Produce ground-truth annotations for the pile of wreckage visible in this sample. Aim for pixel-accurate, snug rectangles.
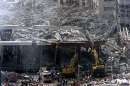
[1,67,58,86]
[12,26,87,42]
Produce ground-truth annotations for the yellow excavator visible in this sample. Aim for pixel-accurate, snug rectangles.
[91,48,105,77]
[61,47,105,77]
[62,50,78,77]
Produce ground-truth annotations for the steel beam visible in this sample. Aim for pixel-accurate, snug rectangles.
[0,41,32,45]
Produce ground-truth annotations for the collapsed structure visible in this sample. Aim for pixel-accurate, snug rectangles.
[0,1,130,85]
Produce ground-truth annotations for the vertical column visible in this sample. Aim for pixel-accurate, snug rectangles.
[91,0,94,9]
[0,45,3,85]
[58,0,61,7]
[88,0,91,9]
[63,0,67,6]
[93,0,96,9]
[79,0,83,7]
[97,0,103,16]
[84,0,88,7]
[58,0,67,7]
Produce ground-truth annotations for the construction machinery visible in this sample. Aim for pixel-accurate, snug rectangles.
[61,46,105,77]
[61,49,78,77]
[84,30,106,77]
[90,48,105,77]
[61,47,105,77]
[52,41,106,77]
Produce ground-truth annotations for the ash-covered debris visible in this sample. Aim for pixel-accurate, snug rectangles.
[1,0,130,86]
[54,26,87,41]
[12,26,87,42]
[0,0,116,42]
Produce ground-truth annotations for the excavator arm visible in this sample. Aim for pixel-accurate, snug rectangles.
[62,50,78,77]
[90,48,105,77]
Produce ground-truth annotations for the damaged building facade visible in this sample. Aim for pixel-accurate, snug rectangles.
[57,0,97,9]
[0,0,116,72]
[118,0,130,28]
[0,0,130,81]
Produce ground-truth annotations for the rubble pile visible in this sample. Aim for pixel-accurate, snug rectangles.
[0,0,116,42]
[1,0,130,86]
